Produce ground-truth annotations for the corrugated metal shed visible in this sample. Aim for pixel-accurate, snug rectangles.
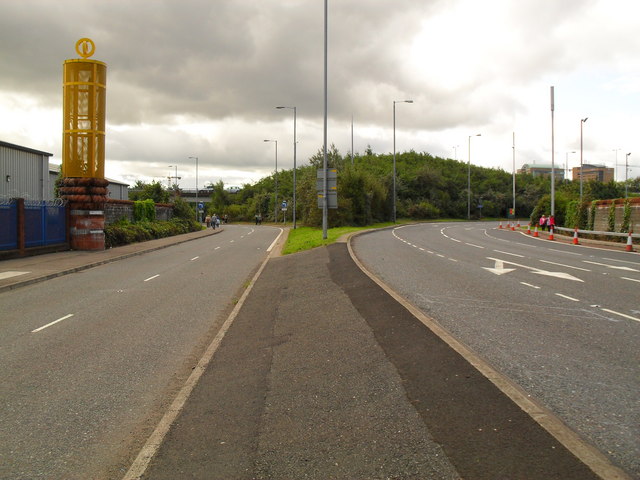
[0,140,52,201]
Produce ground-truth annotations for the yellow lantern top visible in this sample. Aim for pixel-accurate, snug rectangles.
[75,38,96,59]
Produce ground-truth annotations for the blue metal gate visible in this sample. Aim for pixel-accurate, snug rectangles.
[0,199,67,251]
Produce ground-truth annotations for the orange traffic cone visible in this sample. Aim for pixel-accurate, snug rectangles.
[572,228,580,245]
[526,224,531,235]
[548,226,555,241]
[517,220,521,228]
[533,225,539,237]
[626,231,634,252]
[499,221,503,229]
[510,222,515,231]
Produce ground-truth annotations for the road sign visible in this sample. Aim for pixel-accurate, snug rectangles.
[317,169,338,209]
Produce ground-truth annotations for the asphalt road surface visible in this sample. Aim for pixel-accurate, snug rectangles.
[351,221,640,478]
[0,225,280,480]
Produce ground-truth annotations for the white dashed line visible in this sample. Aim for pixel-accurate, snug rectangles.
[520,282,541,289]
[32,314,74,333]
[190,256,199,261]
[555,293,580,302]
[465,243,484,249]
[493,250,524,257]
[599,308,640,323]
[539,260,590,271]
[144,274,160,282]
[621,277,640,283]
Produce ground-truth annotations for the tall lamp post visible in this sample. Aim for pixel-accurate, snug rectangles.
[168,165,180,197]
[626,152,632,198]
[565,151,576,180]
[467,133,481,220]
[188,156,198,222]
[264,139,278,222]
[580,117,588,203]
[392,99,413,223]
[276,106,297,229]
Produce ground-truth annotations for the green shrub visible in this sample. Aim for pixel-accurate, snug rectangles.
[608,201,616,232]
[621,199,631,233]
[587,201,597,231]
[104,218,202,248]
[408,201,441,219]
[133,199,156,222]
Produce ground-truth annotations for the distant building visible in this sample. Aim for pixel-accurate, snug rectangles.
[571,164,614,183]
[518,163,565,180]
[1,140,129,201]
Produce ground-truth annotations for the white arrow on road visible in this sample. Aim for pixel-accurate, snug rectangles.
[482,259,516,275]
[485,257,584,282]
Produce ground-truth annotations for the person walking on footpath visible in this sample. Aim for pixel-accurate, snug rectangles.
[215,214,221,229]
[548,214,555,233]
[211,214,217,229]
[539,214,546,231]
[205,214,211,228]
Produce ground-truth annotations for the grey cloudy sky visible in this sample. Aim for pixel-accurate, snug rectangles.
[1,0,639,188]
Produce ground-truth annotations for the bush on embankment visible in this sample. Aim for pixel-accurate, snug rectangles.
[105,218,202,248]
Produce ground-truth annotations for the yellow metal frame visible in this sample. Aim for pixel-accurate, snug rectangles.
[62,52,107,178]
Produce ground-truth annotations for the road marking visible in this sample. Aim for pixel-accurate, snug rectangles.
[419,247,425,251]
[599,308,640,323]
[466,243,484,249]
[190,256,199,261]
[486,257,584,282]
[520,282,541,289]
[621,277,640,283]
[0,271,29,280]
[436,254,445,258]
[448,258,458,262]
[602,257,640,266]
[144,274,160,282]
[583,260,639,272]
[32,314,74,333]
[266,228,284,252]
[230,240,235,243]
[539,260,590,271]
[555,293,580,302]
[450,238,462,243]
[548,249,582,256]
[483,259,516,275]
[493,250,524,257]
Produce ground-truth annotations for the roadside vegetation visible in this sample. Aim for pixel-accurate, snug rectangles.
[127,145,639,248]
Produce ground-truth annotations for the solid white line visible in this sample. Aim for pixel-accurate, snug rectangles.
[539,260,590,271]
[599,308,640,323]
[266,228,284,252]
[144,274,160,282]
[466,243,484,249]
[32,314,74,333]
[190,256,199,261]
[520,282,541,289]
[555,293,580,302]
[621,277,640,283]
[493,250,524,257]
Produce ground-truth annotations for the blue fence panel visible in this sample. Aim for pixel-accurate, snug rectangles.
[45,205,66,245]
[24,203,45,248]
[0,200,18,250]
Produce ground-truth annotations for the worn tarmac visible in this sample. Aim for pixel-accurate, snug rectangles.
[1,225,631,479]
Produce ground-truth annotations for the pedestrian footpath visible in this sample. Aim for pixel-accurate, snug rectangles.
[135,240,614,480]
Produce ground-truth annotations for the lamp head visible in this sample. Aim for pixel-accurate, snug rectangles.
[582,117,588,123]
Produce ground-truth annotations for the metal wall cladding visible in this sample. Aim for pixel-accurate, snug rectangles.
[0,144,49,200]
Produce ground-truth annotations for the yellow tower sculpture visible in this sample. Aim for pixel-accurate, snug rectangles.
[60,38,108,250]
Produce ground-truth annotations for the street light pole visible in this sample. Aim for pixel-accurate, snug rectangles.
[512,132,516,217]
[276,106,297,229]
[264,139,278,222]
[551,86,555,217]
[189,156,198,222]
[467,133,481,220]
[626,152,632,198]
[580,117,588,203]
[392,99,413,223]
[565,151,576,181]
